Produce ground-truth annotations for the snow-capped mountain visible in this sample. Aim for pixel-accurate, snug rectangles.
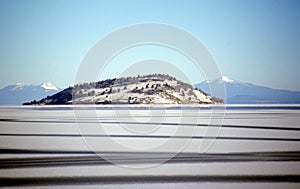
[0,83,59,105]
[24,74,223,105]
[194,76,300,104]
[41,82,59,91]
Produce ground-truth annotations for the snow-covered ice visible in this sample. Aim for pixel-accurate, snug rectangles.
[0,104,300,188]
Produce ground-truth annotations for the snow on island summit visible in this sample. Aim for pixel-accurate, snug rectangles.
[23,74,223,105]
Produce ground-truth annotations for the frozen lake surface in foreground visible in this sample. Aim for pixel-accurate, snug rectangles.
[0,104,300,188]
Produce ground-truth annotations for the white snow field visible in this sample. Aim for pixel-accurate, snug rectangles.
[0,104,300,188]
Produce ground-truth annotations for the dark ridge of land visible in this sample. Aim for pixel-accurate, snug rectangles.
[1,175,300,187]
[1,150,300,169]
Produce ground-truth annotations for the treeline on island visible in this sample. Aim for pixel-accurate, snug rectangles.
[23,74,223,105]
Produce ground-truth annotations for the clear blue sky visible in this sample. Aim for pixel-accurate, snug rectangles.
[0,0,300,91]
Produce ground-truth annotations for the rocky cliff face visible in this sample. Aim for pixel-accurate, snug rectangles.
[24,74,223,105]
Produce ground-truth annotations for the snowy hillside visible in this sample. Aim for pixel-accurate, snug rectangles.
[0,83,59,105]
[24,74,223,105]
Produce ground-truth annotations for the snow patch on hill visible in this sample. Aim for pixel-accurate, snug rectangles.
[41,83,58,90]
[221,76,234,83]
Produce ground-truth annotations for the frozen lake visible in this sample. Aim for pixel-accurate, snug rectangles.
[0,104,300,188]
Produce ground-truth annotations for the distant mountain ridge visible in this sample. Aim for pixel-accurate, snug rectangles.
[195,76,300,104]
[23,74,223,105]
[3,76,298,105]
[0,83,59,105]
